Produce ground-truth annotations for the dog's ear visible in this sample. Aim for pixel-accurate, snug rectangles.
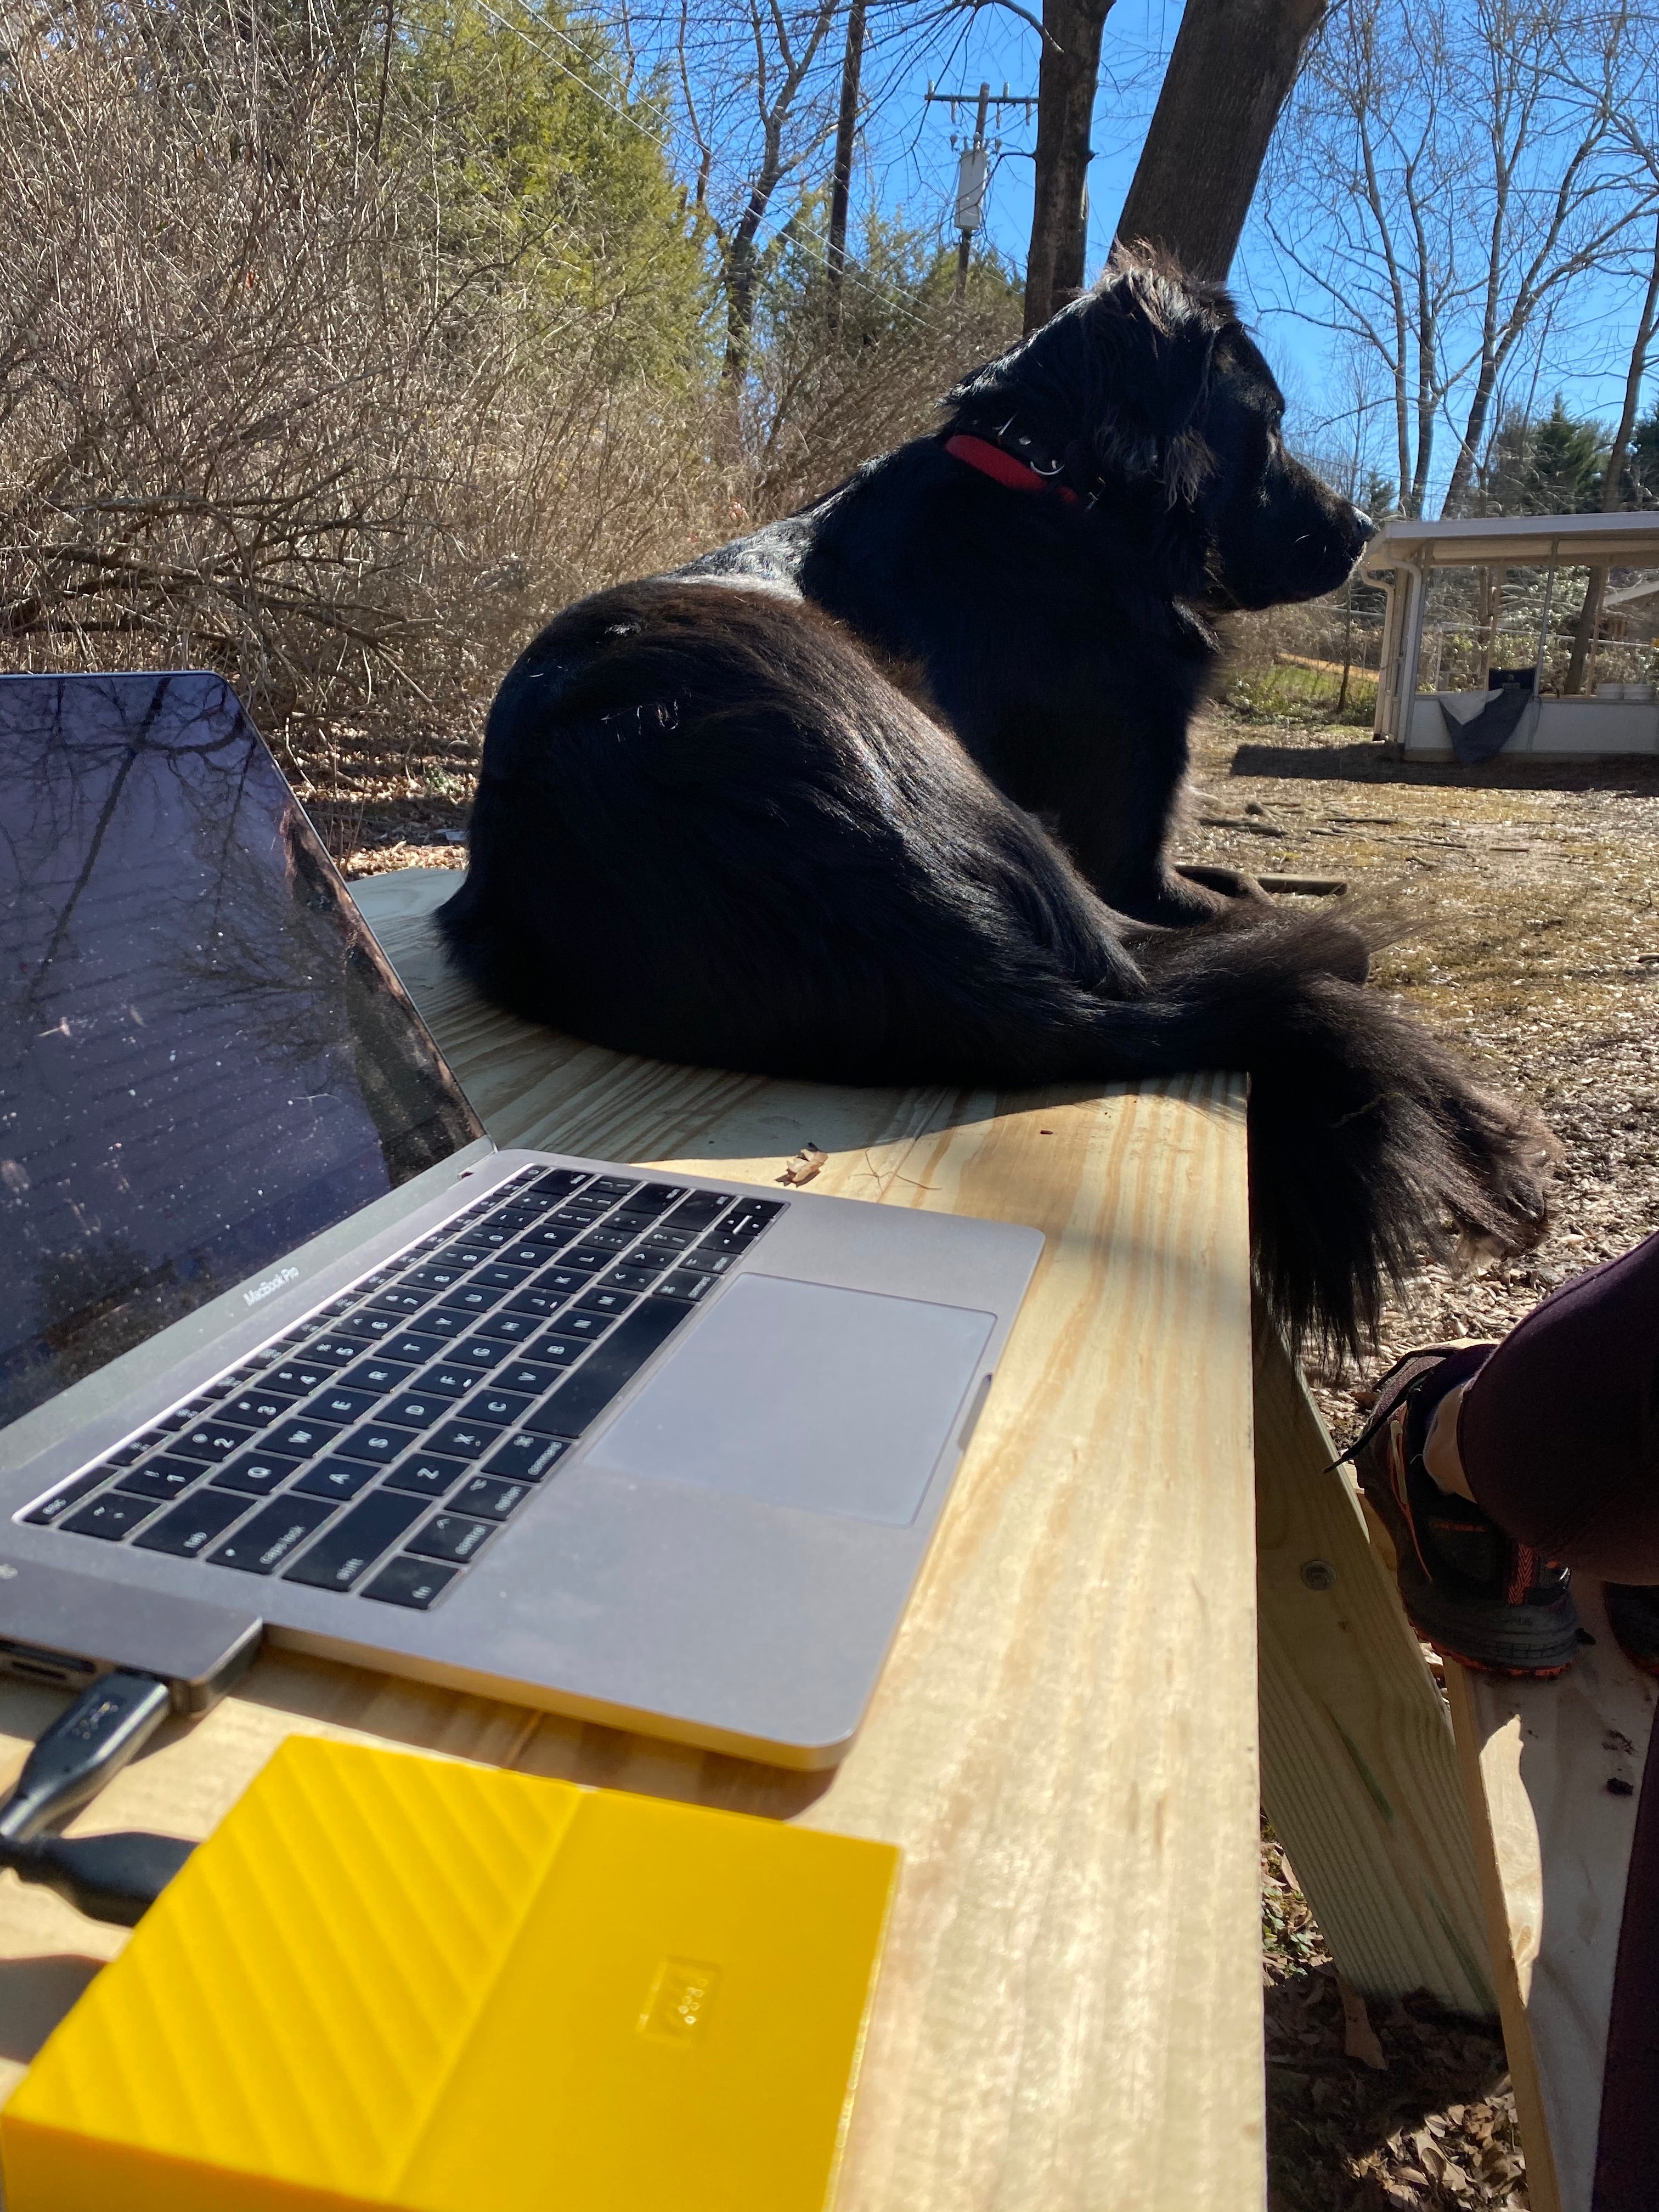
[945,251,1228,503]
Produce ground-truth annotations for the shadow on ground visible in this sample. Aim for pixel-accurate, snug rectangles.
[1266,1963,1522,2211]
[1231,736,1659,797]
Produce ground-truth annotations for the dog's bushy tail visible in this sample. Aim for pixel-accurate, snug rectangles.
[1119,910,1552,1358]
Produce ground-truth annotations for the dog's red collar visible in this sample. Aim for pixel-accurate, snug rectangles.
[944,432,1079,506]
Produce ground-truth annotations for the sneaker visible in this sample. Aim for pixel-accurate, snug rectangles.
[1605,1584,1659,1678]
[1348,1346,1581,1679]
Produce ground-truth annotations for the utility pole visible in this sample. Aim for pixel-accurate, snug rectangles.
[923,81,1034,301]
[826,0,867,337]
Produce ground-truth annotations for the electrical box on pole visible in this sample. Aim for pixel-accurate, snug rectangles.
[923,79,1035,300]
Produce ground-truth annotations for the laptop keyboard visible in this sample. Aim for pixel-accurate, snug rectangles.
[22,1167,786,1611]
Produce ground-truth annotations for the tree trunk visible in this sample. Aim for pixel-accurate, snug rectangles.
[1112,0,1328,283]
[1023,0,1115,332]
[826,0,865,337]
[1565,213,1659,693]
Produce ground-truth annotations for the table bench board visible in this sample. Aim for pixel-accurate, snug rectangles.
[1448,1589,1659,2212]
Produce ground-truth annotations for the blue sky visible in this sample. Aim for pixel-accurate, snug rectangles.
[851,0,1655,499]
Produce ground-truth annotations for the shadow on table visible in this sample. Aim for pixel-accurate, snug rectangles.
[0,1955,104,2064]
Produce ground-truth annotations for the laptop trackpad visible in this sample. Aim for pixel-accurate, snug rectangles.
[583,1274,995,1526]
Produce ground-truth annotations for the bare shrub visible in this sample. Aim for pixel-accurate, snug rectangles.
[0,0,735,757]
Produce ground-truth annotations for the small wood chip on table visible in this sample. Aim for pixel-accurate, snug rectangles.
[0,867,1496,2210]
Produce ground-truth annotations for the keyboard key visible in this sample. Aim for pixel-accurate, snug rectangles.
[573,1226,634,1254]
[575,1286,637,1319]
[382,1452,469,1499]
[453,1475,532,1520]
[522,1337,583,1371]
[308,1386,384,1427]
[404,1263,469,1291]
[294,1458,379,1501]
[561,1246,617,1274]
[413,1306,471,1339]
[264,1418,343,1459]
[664,1191,731,1229]
[151,1408,191,1434]
[526,1168,591,1198]
[385,1392,455,1430]
[435,1240,493,1268]
[463,1389,533,1428]
[335,1357,419,1396]
[558,1310,613,1340]
[483,1433,569,1481]
[63,1491,159,1540]
[420,1366,478,1400]
[331,1312,402,1344]
[209,1497,335,1574]
[426,1419,505,1459]
[171,1421,258,1463]
[588,1176,640,1200]
[599,1261,669,1292]
[449,1336,512,1370]
[222,1386,302,1426]
[493,1359,572,1395]
[533,1262,597,1293]
[267,1361,336,1395]
[380,1332,450,1367]
[211,1451,302,1497]
[292,1336,360,1367]
[24,1469,111,1526]
[466,1225,520,1251]
[438,1285,506,1316]
[363,1556,461,1610]
[367,1286,434,1316]
[472,1262,534,1291]
[612,1182,689,1220]
[501,1285,565,1321]
[522,1299,691,1438]
[284,1492,425,1590]
[103,1438,150,1468]
[132,1491,250,1556]
[117,1458,208,1502]
[469,1308,543,1344]
[699,1198,787,1250]
[502,1239,563,1268]
[330,1425,412,1465]
[637,1226,699,1254]
[407,1514,493,1564]
[654,1270,720,1303]
[546,1205,605,1230]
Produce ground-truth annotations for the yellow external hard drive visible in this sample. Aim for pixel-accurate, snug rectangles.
[0,1737,899,2212]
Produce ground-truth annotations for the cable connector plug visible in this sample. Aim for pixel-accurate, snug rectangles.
[0,1672,174,1845]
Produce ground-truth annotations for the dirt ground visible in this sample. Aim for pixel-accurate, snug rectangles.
[1188,708,1659,2211]
[322,702,1659,2210]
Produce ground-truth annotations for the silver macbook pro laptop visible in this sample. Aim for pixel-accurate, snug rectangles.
[0,673,1041,1767]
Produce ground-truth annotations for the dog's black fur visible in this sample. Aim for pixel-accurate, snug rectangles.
[440,258,1550,1351]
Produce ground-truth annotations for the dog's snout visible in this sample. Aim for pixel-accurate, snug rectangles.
[1352,508,1378,544]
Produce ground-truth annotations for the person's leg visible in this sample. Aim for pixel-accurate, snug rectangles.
[1452,1229,1659,1579]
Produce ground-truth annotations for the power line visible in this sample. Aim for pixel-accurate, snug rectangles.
[473,0,943,336]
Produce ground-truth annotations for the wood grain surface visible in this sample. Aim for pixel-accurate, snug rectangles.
[1254,1310,1494,2016]
[0,867,1268,2210]
[1447,1585,1659,2212]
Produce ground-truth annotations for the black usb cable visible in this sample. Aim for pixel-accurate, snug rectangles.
[0,1672,194,1926]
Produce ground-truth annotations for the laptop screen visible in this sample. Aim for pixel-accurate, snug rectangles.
[0,674,484,1431]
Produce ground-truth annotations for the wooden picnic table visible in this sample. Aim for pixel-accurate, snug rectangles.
[0,867,1500,2210]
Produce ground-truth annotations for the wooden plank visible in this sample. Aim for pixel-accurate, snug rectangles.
[0,869,1269,2211]
[1253,1310,1495,2015]
[1446,1583,1658,2212]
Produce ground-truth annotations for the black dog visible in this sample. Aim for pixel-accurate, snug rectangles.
[440,258,1548,1349]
